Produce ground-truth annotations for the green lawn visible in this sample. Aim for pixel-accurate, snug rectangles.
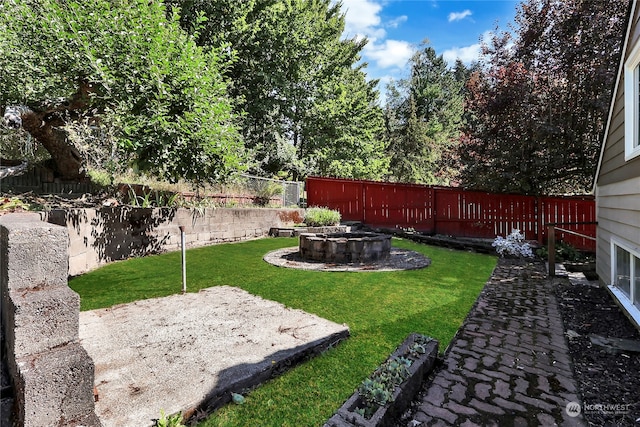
[69,237,496,427]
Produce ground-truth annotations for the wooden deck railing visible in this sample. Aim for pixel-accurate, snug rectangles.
[547,222,598,276]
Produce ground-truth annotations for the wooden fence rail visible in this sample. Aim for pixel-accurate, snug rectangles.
[306,176,596,252]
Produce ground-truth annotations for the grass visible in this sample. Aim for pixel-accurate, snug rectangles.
[69,237,496,427]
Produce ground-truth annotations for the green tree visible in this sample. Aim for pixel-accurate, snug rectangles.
[0,0,245,183]
[302,66,388,179]
[169,0,388,180]
[385,45,464,184]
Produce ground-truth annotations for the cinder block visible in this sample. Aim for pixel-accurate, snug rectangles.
[69,251,93,277]
[197,232,211,242]
[4,286,80,358]
[1,214,68,291]
[14,343,101,427]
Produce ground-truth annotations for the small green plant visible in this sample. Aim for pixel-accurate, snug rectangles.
[536,241,588,262]
[408,342,426,357]
[406,335,433,357]
[253,181,284,206]
[359,377,393,409]
[126,185,180,208]
[0,196,40,212]
[153,191,180,208]
[154,409,185,427]
[231,392,245,405]
[0,197,29,211]
[304,206,341,227]
[356,356,413,418]
[87,168,114,188]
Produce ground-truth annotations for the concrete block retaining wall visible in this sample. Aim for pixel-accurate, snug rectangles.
[1,207,303,425]
[43,207,305,276]
[0,214,100,426]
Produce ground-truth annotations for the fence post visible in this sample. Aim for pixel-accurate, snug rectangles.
[548,224,556,277]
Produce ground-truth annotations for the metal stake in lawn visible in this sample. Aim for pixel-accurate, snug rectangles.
[179,226,186,294]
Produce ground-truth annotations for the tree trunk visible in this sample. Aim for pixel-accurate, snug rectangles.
[20,111,84,180]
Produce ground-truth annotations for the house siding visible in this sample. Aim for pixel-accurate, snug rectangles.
[596,1,640,288]
[598,6,640,185]
[596,177,640,283]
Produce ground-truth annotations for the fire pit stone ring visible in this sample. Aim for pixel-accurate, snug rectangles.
[299,232,392,264]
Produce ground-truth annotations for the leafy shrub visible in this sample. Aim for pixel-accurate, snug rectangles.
[87,168,114,188]
[304,206,341,227]
[252,181,284,206]
[536,241,588,262]
[492,229,534,258]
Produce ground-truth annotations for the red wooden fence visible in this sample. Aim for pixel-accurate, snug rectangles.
[306,176,596,251]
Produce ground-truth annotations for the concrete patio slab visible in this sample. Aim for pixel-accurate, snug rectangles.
[79,286,349,427]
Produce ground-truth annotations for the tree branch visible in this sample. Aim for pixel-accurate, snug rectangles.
[0,160,28,179]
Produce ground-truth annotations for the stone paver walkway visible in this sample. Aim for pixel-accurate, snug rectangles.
[405,258,585,426]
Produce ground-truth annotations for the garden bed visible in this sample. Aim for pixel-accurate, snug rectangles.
[556,279,640,426]
[324,333,438,427]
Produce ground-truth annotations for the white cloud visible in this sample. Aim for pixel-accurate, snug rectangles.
[448,9,472,22]
[386,15,408,29]
[337,0,412,69]
[442,44,481,65]
[442,30,495,65]
[365,39,414,69]
[340,0,385,40]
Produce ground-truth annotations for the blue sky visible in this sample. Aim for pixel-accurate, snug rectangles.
[336,0,519,97]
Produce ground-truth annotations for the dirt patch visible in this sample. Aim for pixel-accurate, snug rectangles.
[556,280,640,426]
[79,286,349,426]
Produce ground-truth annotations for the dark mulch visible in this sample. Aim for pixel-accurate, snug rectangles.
[556,280,640,426]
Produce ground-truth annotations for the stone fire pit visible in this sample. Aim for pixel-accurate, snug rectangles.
[299,232,392,264]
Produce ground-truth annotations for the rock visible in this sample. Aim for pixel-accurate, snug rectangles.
[589,334,640,354]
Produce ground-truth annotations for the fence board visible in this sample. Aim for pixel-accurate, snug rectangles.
[362,182,434,231]
[306,177,364,222]
[539,196,597,251]
[306,177,596,252]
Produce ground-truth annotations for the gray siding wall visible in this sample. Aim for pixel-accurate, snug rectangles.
[596,2,640,283]
[598,6,640,185]
[596,177,640,283]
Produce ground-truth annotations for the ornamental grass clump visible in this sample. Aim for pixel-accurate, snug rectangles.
[304,206,341,227]
[492,229,534,258]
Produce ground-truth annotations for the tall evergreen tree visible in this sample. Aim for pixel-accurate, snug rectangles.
[385,44,464,184]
